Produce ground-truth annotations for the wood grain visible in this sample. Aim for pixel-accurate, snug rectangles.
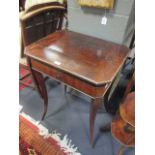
[25,30,129,85]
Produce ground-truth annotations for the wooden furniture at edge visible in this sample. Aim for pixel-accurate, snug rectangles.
[100,71,135,154]
[25,30,130,146]
[111,72,135,155]
[19,2,66,89]
[111,92,135,155]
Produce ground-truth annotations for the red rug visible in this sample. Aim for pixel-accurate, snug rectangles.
[19,68,32,91]
[19,115,68,155]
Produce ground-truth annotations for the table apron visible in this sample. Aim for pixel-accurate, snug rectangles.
[30,58,108,98]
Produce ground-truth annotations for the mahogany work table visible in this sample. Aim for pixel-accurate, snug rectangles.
[25,30,129,146]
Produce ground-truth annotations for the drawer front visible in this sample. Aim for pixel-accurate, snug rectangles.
[31,59,107,98]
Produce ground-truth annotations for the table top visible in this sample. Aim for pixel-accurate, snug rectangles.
[25,30,129,86]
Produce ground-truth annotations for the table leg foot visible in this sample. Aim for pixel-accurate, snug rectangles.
[41,98,48,120]
[41,86,48,120]
[90,98,101,146]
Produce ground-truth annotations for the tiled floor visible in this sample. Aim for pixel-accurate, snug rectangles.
[19,63,135,155]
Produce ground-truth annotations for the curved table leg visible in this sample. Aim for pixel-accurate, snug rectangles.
[90,98,102,146]
[33,70,48,120]
[27,57,48,120]
[35,71,48,120]
[27,57,43,98]
[31,70,48,120]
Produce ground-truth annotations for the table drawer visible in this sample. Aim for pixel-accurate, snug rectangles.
[30,59,107,98]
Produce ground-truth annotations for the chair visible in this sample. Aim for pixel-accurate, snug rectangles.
[19,2,66,90]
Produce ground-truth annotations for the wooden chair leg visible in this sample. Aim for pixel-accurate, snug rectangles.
[90,98,102,146]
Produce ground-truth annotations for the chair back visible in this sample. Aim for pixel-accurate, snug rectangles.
[19,0,26,11]
[20,3,65,47]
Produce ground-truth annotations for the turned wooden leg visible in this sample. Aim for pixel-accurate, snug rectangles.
[27,57,48,120]
[90,98,102,146]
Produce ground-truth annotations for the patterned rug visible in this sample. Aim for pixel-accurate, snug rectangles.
[19,113,81,155]
[19,68,32,91]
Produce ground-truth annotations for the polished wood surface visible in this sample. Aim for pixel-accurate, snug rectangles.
[111,115,135,147]
[25,30,129,85]
[120,92,135,127]
[112,92,135,149]
[25,30,130,146]
[122,73,135,101]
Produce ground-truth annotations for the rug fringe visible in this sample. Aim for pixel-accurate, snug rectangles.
[20,112,81,155]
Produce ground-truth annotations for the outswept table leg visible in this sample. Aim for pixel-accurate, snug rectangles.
[27,57,48,120]
[90,98,102,146]
[31,70,48,120]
